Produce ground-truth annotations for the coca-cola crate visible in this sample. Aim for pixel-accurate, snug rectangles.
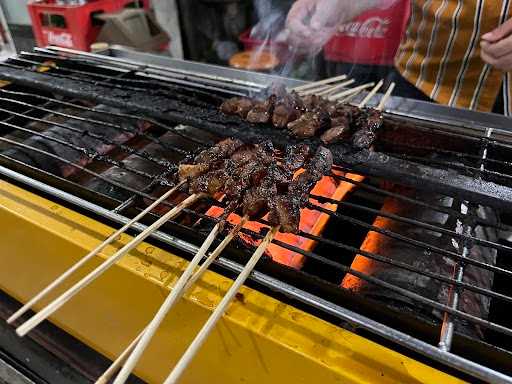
[324,0,410,65]
[27,0,149,51]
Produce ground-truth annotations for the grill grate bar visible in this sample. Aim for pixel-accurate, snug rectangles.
[393,153,512,185]
[0,105,179,171]
[438,203,475,352]
[244,225,512,337]
[437,125,493,352]
[329,171,509,230]
[312,193,512,254]
[0,88,212,147]
[307,201,512,280]
[380,141,512,172]
[0,137,217,226]
[0,120,174,182]
[390,117,512,147]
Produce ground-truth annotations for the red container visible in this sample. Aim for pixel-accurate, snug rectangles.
[324,0,410,65]
[27,0,149,51]
[239,29,293,63]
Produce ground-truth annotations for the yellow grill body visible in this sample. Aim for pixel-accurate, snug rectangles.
[0,179,464,384]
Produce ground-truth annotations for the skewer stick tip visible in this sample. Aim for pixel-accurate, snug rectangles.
[376,82,396,111]
[358,79,384,108]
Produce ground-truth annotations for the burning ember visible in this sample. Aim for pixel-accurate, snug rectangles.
[206,170,364,269]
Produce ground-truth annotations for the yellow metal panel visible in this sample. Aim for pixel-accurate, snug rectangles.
[0,180,465,384]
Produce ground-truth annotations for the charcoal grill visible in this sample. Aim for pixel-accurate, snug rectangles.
[1,46,512,384]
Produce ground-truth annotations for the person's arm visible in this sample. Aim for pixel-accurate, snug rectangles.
[285,0,398,53]
[481,19,512,71]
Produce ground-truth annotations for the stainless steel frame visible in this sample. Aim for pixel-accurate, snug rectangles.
[1,46,512,384]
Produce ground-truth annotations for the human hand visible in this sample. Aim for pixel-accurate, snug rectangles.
[481,18,512,71]
[285,0,397,54]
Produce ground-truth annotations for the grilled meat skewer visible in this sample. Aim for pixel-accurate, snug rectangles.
[287,109,331,138]
[220,91,383,149]
[178,138,244,181]
[272,92,304,129]
[269,146,333,233]
[246,95,277,124]
[178,138,332,234]
[351,108,384,150]
[219,97,255,119]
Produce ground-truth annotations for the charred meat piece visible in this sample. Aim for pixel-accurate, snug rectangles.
[178,138,244,182]
[289,146,333,205]
[223,141,274,199]
[220,97,255,118]
[242,173,278,218]
[272,99,300,128]
[269,147,333,233]
[288,110,331,138]
[363,108,384,132]
[274,144,310,193]
[189,168,227,195]
[178,163,210,181]
[194,138,244,164]
[301,94,329,111]
[246,95,277,124]
[352,129,376,150]
[283,144,310,174]
[326,103,361,119]
[321,116,352,144]
[270,196,299,234]
[351,108,383,150]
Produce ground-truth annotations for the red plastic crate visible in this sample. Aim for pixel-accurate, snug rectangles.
[27,0,149,51]
[324,0,410,65]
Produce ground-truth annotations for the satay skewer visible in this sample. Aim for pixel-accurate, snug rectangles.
[289,74,347,92]
[7,180,186,325]
[110,215,250,384]
[15,192,203,337]
[163,225,281,384]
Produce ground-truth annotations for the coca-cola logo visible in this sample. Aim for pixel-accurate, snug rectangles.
[337,17,391,38]
[43,30,73,47]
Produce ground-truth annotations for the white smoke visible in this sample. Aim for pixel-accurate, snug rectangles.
[247,0,306,78]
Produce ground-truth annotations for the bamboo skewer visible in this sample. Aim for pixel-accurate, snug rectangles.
[95,215,249,384]
[358,79,384,108]
[290,74,347,92]
[163,226,280,384]
[328,82,375,101]
[15,192,202,337]
[95,328,145,384]
[7,180,186,325]
[376,82,396,111]
[315,79,355,97]
[297,83,332,96]
[110,215,250,384]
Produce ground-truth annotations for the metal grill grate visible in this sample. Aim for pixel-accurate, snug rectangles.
[1,47,512,383]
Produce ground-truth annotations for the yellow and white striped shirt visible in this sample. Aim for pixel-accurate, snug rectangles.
[395,0,512,114]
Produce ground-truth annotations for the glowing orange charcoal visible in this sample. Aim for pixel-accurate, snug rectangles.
[206,172,364,270]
